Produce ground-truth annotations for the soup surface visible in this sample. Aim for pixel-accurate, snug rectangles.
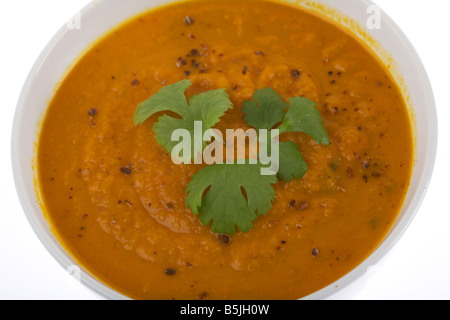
[37,0,413,299]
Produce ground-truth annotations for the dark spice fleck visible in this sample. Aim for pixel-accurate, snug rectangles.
[120,166,131,175]
[176,57,187,68]
[299,202,309,211]
[361,159,370,169]
[183,16,195,25]
[346,167,354,178]
[167,203,174,210]
[372,171,384,178]
[131,79,140,87]
[328,71,333,75]
[198,292,209,300]
[186,262,193,268]
[330,80,336,84]
[88,108,97,116]
[184,70,191,76]
[190,48,199,56]
[362,175,368,183]
[199,65,207,74]
[217,234,232,246]
[312,247,319,257]
[329,161,338,171]
[254,50,265,56]
[165,268,176,275]
[288,200,296,208]
[242,65,248,75]
[291,69,301,79]
[281,240,287,244]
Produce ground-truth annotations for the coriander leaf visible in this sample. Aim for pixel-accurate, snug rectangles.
[277,97,330,145]
[188,89,234,128]
[134,80,233,160]
[277,141,308,182]
[152,114,198,156]
[242,88,287,130]
[133,79,191,126]
[242,91,329,182]
[185,163,277,234]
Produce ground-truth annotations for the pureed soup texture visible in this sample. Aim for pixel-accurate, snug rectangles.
[37,0,413,299]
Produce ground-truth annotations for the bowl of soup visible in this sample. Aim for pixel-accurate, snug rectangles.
[12,0,437,300]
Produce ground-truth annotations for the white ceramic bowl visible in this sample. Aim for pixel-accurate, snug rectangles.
[11,0,437,300]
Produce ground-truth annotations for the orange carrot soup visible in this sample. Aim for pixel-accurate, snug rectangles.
[37,0,413,300]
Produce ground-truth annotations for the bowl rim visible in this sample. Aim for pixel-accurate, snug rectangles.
[11,0,438,300]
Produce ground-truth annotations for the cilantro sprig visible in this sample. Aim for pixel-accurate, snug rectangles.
[186,163,277,234]
[134,81,329,234]
[134,79,232,161]
[243,88,330,182]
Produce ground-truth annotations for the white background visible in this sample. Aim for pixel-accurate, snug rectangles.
[1,0,449,300]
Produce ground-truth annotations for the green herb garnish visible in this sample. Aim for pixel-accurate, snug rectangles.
[185,163,277,234]
[134,81,329,234]
[243,88,330,182]
[134,79,232,161]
